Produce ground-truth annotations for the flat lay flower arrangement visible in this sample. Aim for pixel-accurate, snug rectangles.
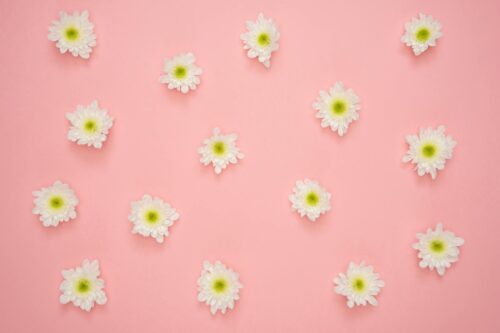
[39,9,462,313]
[4,1,500,332]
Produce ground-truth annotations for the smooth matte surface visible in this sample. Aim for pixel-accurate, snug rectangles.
[1,0,500,332]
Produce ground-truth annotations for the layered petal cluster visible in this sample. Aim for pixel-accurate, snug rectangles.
[289,179,331,222]
[67,100,114,149]
[32,180,79,227]
[402,126,456,179]
[240,13,280,68]
[48,10,97,59]
[198,128,244,174]
[197,260,243,315]
[313,82,360,136]
[128,194,180,243]
[59,259,107,312]
[159,53,202,93]
[333,261,385,308]
[401,13,442,56]
[413,223,464,276]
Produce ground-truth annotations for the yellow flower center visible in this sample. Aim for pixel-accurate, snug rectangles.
[212,141,226,156]
[173,66,187,79]
[305,191,319,206]
[351,277,366,293]
[212,278,228,294]
[331,99,347,116]
[257,32,271,47]
[421,143,437,159]
[415,27,431,43]
[65,26,80,41]
[75,278,91,294]
[83,119,98,134]
[144,210,160,224]
[48,195,64,211]
[429,239,446,254]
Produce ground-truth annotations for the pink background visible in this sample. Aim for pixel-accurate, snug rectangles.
[1,0,500,332]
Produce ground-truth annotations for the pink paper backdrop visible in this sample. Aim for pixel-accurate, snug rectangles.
[1,0,500,332]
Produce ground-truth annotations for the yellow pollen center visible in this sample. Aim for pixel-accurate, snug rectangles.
[84,120,98,133]
[415,27,430,43]
[306,192,319,206]
[173,66,187,79]
[331,100,347,116]
[145,210,159,224]
[430,239,446,254]
[421,144,437,158]
[257,33,271,47]
[212,141,226,156]
[65,27,80,41]
[49,195,64,210]
[212,278,228,294]
[75,278,91,294]
[352,277,366,292]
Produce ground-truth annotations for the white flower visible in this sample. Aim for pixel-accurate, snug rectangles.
[313,82,360,136]
[289,179,331,222]
[59,259,107,312]
[413,223,464,276]
[333,261,385,308]
[240,13,280,68]
[402,126,456,180]
[128,194,180,243]
[66,100,114,149]
[48,10,96,59]
[198,128,244,174]
[32,181,79,227]
[401,13,442,56]
[197,260,243,315]
[159,53,202,93]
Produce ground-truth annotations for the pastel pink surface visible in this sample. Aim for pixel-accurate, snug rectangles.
[1,0,499,332]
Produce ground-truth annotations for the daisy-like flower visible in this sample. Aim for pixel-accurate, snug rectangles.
[59,259,107,312]
[413,223,464,276]
[402,126,456,180]
[198,128,244,175]
[401,13,442,56]
[333,261,385,309]
[197,260,243,315]
[66,100,114,149]
[32,180,79,227]
[289,179,331,222]
[159,53,202,93]
[128,194,180,243]
[240,13,280,68]
[48,10,97,59]
[313,82,360,136]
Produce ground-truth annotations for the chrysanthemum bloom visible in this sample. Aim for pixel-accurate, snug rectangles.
[401,13,442,56]
[128,194,180,243]
[198,128,244,174]
[197,260,243,315]
[159,53,202,93]
[240,13,280,68]
[32,180,78,227]
[289,179,331,222]
[67,100,114,149]
[48,10,96,59]
[59,259,107,312]
[313,82,360,136]
[413,223,464,276]
[333,261,385,308]
[402,126,456,180]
